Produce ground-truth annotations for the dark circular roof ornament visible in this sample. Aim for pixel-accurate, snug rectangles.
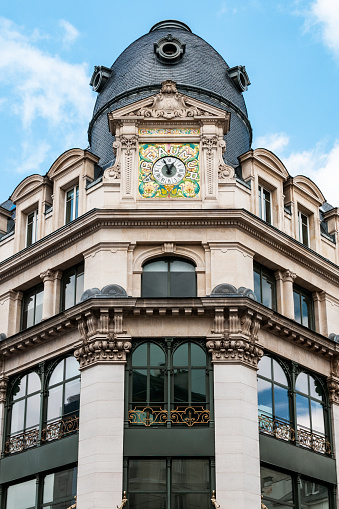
[154,34,185,64]
[90,66,113,93]
[228,65,251,92]
[150,20,191,33]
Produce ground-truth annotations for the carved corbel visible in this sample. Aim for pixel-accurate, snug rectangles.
[0,376,8,404]
[217,139,235,181]
[327,377,339,405]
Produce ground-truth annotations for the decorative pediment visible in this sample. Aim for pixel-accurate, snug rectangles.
[11,174,49,203]
[48,149,99,180]
[108,80,230,134]
[293,175,325,205]
[239,148,289,180]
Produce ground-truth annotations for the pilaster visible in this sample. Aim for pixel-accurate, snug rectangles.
[281,270,296,320]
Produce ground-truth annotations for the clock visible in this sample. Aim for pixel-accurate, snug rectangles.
[152,156,186,185]
[139,142,200,199]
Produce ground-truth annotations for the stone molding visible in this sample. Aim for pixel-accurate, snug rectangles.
[207,307,263,368]
[74,309,131,368]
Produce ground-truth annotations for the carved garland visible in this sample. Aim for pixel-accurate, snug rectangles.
[202,135,218,195]
[121,136,137,195]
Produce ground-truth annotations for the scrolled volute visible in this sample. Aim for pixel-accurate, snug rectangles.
[74,334,131,368]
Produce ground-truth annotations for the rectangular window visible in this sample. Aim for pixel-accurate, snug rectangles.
[259,185,272,224]
[298,211,309,247]
[60,263,84,311]
[128,458,211,509]
[26,209,38,247]
[253,262,277,310]
[21,284,44,330]
[293,285,314,330]
[65,185,79,224]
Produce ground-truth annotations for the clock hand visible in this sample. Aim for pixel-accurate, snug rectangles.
[165,162,174,175]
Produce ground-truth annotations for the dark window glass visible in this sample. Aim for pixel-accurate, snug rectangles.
[26,209,38,247]
[257,356,289,422]
[299,211,309,247]
[128,459,210,509]
[253,262,276,311]
[42,467,77,508]
[61,263,84,311]
[142,258,196,298]
[47,357,80,423]
[261,466,294,508]
[9,372,41,437]
[300,478,329,509]
[173,343,207,407]
[131,343,165,408]
[65,185,79,224]
[259,185,272,224]
[293,285,314,330]
[21,284,44,330]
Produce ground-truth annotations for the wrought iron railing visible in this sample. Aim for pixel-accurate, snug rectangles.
[128,405,210,427]
[258,413,331,455]
[4,413,79,454]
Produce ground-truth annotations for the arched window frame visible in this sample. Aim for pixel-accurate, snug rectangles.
[257,354,291,424]
[141,256,197,298]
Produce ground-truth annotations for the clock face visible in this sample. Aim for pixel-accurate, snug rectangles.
[139,143,200,199]
[152,156,186,185]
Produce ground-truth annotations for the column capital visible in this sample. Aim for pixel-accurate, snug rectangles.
[40,269,57,283]
[281,270,297,283]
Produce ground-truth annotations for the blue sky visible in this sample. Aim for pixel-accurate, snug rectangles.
[1,0,339,205]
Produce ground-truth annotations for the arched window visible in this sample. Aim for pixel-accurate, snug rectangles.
[131,342,166,408]
[141,258,196,298]
[257,355,289,423]
[46,356,80,426]
[7,371,41,451]
[295,372,325,438]
[172,342,207,409]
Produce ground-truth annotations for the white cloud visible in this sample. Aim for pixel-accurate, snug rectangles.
[302,0,339,56]
[16,140,51,174]
[253,132,290,153]
[282,141,339,206]
[59,20,80,46]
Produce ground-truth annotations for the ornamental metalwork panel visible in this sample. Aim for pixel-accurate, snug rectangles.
[139,143,200,199]
[258,414,331,455]
[171,406,210,427]
[42,414,79,442]
[4,427,39,454]
[128,406,167,426]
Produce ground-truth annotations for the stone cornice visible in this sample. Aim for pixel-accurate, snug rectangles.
[0,208,339,286]
[0,297,336,368]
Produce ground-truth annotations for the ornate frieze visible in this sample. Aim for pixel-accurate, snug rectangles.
[327,376,339,404]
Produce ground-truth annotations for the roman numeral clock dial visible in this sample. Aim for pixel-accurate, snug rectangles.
[139,142,200,199]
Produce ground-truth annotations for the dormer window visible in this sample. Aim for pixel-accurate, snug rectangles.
[26,209,38,247]
[298,211,309,247]
[258,185,271,224]
[65,185,79,224]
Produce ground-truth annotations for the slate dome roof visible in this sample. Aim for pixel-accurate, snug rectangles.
[89,20,252,169]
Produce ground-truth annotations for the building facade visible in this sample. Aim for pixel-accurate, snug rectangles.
[0,19,338,509]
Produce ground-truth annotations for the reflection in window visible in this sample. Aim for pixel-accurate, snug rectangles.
[296,372,325,437]
[131,343,166,408]
[142,258,196,298]
[9,371,41,438]
[26,209,38,247]
[128,458,210,509]
[253,262,276,310]
[6,479,36,509]
[21,284,44,330]
[47,356,80,424]
[61,263,84,311]
[259,185,272,224]
[257,356,289,422]
[173,342,207,408]
[298,211,309,247]
[65,185,79,224]
[293,285,314,330]
[42,466,77,508]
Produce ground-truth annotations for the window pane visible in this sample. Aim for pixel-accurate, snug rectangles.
[296,373,308,394]
[170,271,196,297]
[258,378,272,416]
[150,369,164,402]
[150,344,165,367]
[27,372,40,394]
[49,360,64,387]
[12,375,27,400]
[132,369,147,402]
[47,385,63,421]
[301,294,311,328]
[65,356,79,380]
[63,271,76,310]
[258,356,272,379]
[254,270,261,303]
[64,379,80,415]
[11,399,25,434]
[264,189,271,224]
[43,467,77,504]
[129,493,166,508]
[6,479,36,509]
[129,459,166,491]
[173,343,188,366]
[296,394,311,429]
[300,479,329,509]
[143,261,168,272]
[294,291,301,324]
[75,269,84,304]
[191,369,206,402]
[310,377,323,400]
[132,344,147,367]
[142,272,168,297]
[35,287,44,324]
[172,493,210,509]
[25,393,40,428]
[23,293,35,329]
[174,369,189,403]
[261,466,293,506]
[262,274,274,309]
[272,360,287,386]
[172,459,210,491]
[274,386,289,421]
[190,344,205,366]
[311,400,324,434]
[170,260,195,272]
